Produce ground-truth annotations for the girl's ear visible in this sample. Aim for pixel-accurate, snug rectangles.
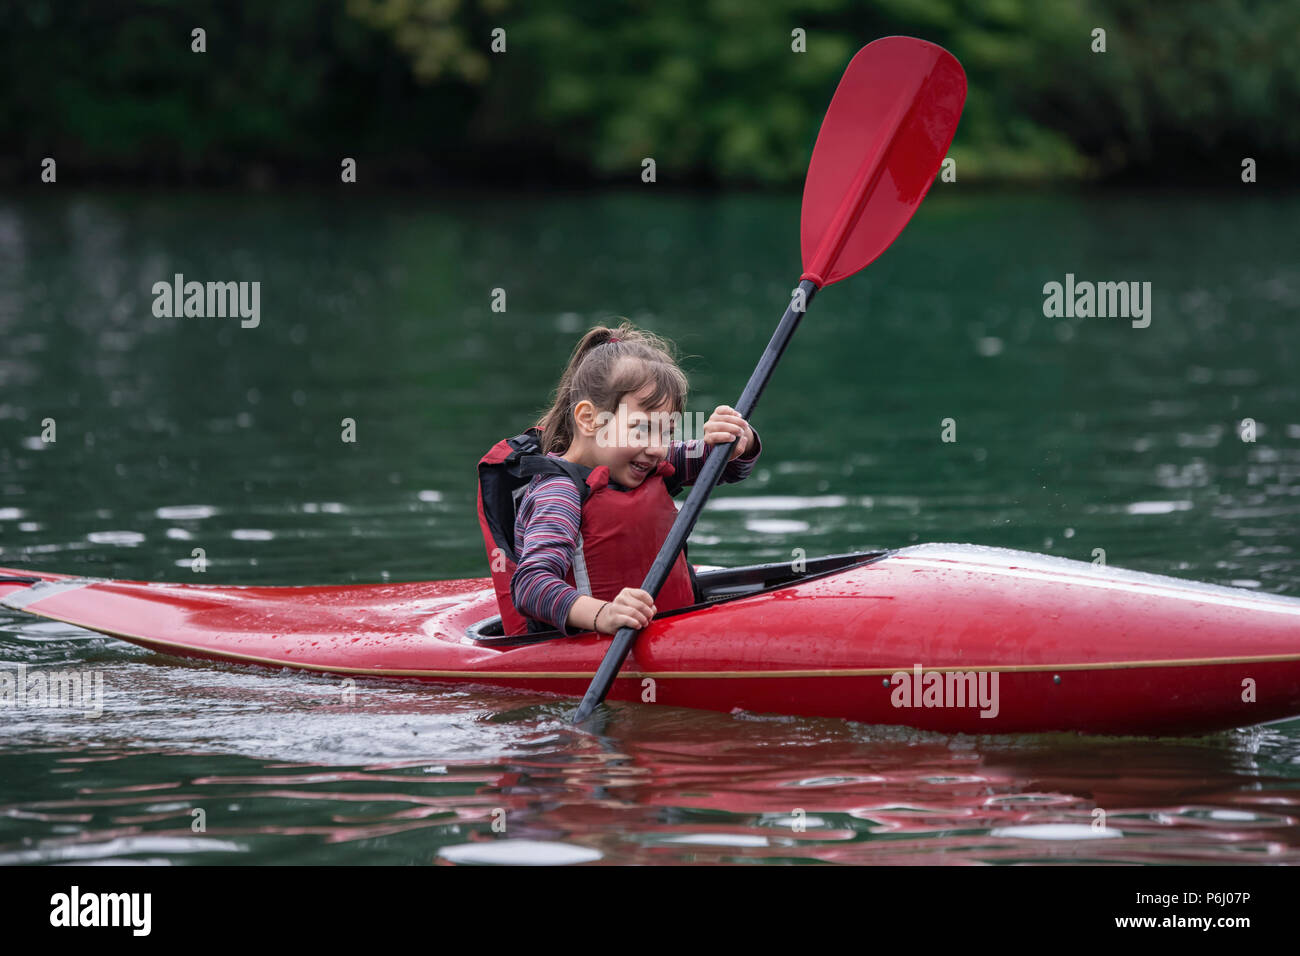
[571,399,596,436]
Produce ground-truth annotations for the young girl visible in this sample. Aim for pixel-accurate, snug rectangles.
[497,322,761,636]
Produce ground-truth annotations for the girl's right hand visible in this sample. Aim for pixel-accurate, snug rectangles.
[595,588,657,634]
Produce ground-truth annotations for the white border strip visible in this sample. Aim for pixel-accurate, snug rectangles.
[0,579,97,611]
[894,557,1300,618]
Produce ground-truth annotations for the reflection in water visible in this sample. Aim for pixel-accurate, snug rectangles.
[1,640,1297,864]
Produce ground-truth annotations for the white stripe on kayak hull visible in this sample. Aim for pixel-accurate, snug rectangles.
[893,555,1300,617]
[0,579,96,610]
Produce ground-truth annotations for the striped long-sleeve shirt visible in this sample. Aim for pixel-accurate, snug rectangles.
[511,429,763,635]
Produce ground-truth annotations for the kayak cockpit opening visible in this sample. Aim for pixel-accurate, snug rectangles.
[469,549,889,646]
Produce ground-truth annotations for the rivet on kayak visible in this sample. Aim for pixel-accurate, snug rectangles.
[1053,674,1061,684]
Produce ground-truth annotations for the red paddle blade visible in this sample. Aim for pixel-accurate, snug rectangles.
[801,37,966,288]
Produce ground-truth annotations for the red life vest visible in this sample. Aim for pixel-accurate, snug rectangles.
[476,427,698,635]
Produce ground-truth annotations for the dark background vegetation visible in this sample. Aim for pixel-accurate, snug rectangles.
[4,0,1297,188]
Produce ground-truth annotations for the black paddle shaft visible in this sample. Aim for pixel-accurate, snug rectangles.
[571,279,820,723]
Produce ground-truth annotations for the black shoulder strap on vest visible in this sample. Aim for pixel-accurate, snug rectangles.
[481,430,597,568]
[513,454,594,503]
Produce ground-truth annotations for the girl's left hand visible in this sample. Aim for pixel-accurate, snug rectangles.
[703,405,754,461]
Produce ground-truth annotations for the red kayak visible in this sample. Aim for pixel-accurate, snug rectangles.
[3,543,1299,735]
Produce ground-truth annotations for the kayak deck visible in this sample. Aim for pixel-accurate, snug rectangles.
[3,544,1299,735]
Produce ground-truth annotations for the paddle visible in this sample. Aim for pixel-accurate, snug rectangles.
[570,36,966,725]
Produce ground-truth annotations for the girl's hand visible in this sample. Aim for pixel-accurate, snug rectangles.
[595,588,657,635]
[703,405,754,461]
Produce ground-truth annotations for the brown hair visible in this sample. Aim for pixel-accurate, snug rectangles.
[535,321,689,455]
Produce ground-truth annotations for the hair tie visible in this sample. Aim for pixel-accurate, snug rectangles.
[607,336,621,344]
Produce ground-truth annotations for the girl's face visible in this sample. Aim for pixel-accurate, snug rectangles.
[591,386,679,488]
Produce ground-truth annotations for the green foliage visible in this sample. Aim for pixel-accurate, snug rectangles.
[2,0,1296,185]
[0,0,472,183]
